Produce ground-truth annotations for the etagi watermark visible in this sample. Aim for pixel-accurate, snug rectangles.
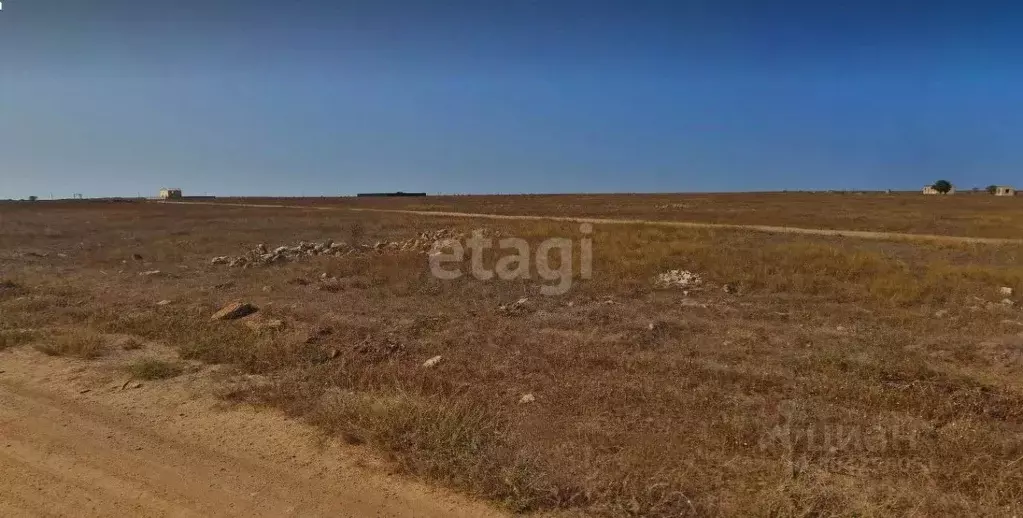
[428,223,593,296]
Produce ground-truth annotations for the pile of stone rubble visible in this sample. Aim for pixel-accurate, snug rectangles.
[654,269,703,289]
[210,229,471,268]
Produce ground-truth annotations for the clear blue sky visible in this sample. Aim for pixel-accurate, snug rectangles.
[1,1,1021,198]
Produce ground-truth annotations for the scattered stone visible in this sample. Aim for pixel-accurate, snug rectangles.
[139,270,162,277]
[519,393,536,404]
[1002,298,1016,307]
[647,322,656,331]
[244,317,285,332]
[933,309,949,318]
[722,283,738,294]
[131,382,143,389]
[156,300,172,306]
[211,301,258,321]
[654,270,703,289]
[499,297,531,314]
[209,230,471,268]
[57,253,68,259]
[262,285,273,293]
[422,355,444,368]
[1001,286,1015,296]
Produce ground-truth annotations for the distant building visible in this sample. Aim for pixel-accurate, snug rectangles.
[159,188,182,199]
[994,186,1016,197]
[356,192,426,197]
[922,185,955,195]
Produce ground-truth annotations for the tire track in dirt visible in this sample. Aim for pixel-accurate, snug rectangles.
[0,349,505,518]
[160,200,1023,245]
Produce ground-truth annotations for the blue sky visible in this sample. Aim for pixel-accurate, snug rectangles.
[1,1,1021,198]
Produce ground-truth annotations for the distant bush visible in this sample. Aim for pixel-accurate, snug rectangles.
[932,180,953,194]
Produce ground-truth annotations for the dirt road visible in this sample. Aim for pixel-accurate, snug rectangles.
[0,348,504,518]
[161,200,1023,245]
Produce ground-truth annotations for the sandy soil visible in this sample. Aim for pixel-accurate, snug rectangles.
[0,347,505,518]
[162,200,1023,245]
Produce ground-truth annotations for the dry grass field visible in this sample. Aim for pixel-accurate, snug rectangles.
[228,192,1023,239]
[2,196,1023,516]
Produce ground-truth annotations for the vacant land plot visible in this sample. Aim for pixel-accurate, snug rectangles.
[2,198,1023,516]
[225,192,1023,239]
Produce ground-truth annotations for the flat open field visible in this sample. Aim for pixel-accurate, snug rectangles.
[2,196,1023,516]
[222,192,1023,240]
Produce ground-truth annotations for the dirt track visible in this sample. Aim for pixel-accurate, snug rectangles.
[162,200,1023,245]
[0,348,503,518]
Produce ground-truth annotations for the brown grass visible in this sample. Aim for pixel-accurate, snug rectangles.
[125,358,185,380]
[1,198,1022,516]
[226,191,1023,239]
[34,331,107,359]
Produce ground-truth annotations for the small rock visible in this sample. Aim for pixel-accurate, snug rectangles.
[647,322,656,331]
[723,283,737,294]
[132,253,144,261]
[211,256,230,265]
[156,300,172,306]
[422,355,443,368]
[654,269,703,289]
[245,318,285,332]
[57,253,68,259]
[273,246,289,255]
[519,393,536,404]
[1002,298,1015,307]
[139,270,162,277]
[262,285,273,293]
[1000,286,1014,296]
[256,243,268,254]
[131,382,143,389]
[933,309,949,318]
[211,301,258,321]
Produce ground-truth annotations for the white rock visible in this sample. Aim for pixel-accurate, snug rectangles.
[156,300,172,306]
[1000,286,1014,296]
[1002,298,1015,307]
[518,393,536,404]
[422,355,443,368]
[139,270,162,276]
[211,256,230,265]
[654,269,703,289]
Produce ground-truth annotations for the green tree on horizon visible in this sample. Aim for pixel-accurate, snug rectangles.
[932,180,953,194]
